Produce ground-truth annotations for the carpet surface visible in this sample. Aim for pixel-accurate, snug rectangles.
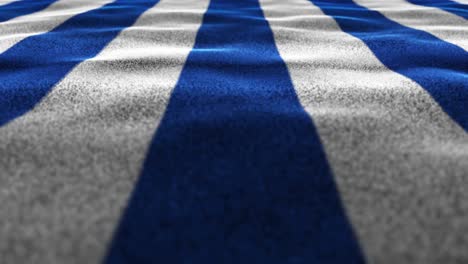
[0,0,467,263]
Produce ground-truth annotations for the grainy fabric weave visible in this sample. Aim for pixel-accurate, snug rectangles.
[0,0,467,263]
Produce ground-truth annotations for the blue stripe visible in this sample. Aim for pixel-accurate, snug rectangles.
[0,0,158,126]
[0,0,57,23]
[309,0,468,131]
[407,0,467,19]
[105,0,365,263]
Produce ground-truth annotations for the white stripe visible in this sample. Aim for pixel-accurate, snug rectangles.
[355,0,468,50]
[260,0,468,262]
[0,0,210,262]
[0,0,112,54]
[453,0,468,5]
